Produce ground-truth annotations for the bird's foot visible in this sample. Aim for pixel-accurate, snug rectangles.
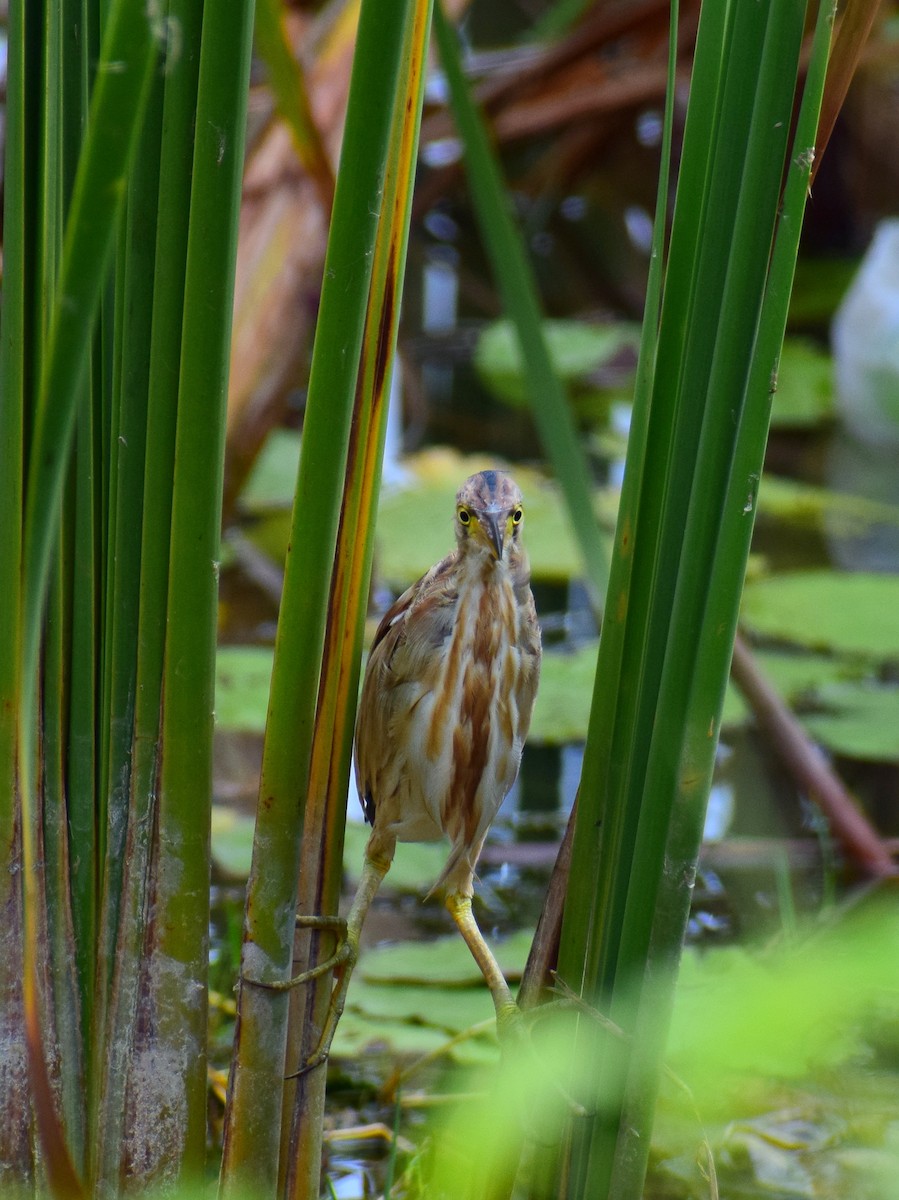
[493,999,589,1122]
[495,999,527,1047]
[285,933,360,1079]
[240,913,349,993]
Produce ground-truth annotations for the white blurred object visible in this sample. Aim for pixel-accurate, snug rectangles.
[832,219,899,445]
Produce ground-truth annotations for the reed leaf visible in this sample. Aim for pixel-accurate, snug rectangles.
[281,5,434,1195]
[557,1,834,1195]
[220,2,424,1192]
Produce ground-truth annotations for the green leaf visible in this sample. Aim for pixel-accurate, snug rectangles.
[758,475,899,536]
[529,643,599,744]
[769,338,835,428]
[347,978,494,1033]
[215,646,273,733]
[802,683,899,761]
[741,572,899,660]
[343,820,448,893]
[360,929,535,986]
[217,641,603,747]
[211,808,258,879]
[331,1010,497,1065]
[373,454,600,585]
[474,318,640,408]
[238,428,302,511]
[720,650,866,728]
[210,809,449,889]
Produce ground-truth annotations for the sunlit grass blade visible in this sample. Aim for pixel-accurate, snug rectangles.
[281,5,434,1194]
[11,2,162,1183]
[554,0,833,1194]
[137,0,255,1183]
[433,1,609,611]
[220,2,423,1192]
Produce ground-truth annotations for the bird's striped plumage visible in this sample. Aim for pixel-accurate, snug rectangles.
[354,470,542,897]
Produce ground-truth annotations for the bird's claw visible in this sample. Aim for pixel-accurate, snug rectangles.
[240,913,351,993]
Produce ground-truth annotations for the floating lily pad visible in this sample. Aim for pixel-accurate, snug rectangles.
[216,640,600,749]
[239,428,301,511]
[235,447,610,586]
[758,475,899,536]
[801,683,899,762]
[331,1009,497,1066]
[769,338,835,428]
[719,649,866,728]
[210,807,258,878]
[346,978,494,1033]
[215,645,273,733]
[210,805,449,888]
[474,318,640,407]
[359,928,534,987]
[374,455,593,585]
[343,820,449,894]
[243,509,292,569]
[529,643,598,744]
[741,572,899,660]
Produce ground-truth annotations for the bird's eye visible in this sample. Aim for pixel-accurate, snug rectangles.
[458,508,471,526]
[512,507,523,525]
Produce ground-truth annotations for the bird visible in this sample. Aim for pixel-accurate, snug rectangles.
[292,469,542,1071]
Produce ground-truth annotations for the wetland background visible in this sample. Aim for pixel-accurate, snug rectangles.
[210,2,899,1196]
[3,1,899,1197]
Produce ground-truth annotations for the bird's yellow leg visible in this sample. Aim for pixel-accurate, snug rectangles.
[446,893,520,1035]
[241,854,387,995]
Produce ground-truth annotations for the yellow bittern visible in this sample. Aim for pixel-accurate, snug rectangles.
[296,469,541,1069]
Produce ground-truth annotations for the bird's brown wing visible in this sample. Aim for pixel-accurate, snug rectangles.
[354,553,459,824]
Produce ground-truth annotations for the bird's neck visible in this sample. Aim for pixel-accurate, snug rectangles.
[458,545,529,591]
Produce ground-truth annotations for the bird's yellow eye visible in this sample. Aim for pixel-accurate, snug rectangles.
[512,507,523,525]
[458,508,471,526]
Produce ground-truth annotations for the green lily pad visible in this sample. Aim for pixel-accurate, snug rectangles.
[216,637,600,749]
[788,256,858,325]
[210,807,258,878]
[801,683,899,762]
[343,820,449,894]
[529,643,598,744]
[720,650,866,728]
[758,475,899,536]
[360,928,535,987]
[234,448,611,586]
[474,318,640,407]
[374,457,593,585]
[769,338,835,428]
[331,1009,497,1066]
[210,806,449,888]
[347,978,494,1033]
[215,645,273,733]
[239,428,301,512]
[242,509,292,569]
[741,572,899,660]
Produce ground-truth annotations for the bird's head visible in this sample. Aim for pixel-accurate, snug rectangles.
[454,470,525,562]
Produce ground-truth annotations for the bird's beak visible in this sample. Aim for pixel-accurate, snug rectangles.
[480,513,504,560]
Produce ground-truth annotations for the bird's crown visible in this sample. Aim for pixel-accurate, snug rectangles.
[455,470,522,514]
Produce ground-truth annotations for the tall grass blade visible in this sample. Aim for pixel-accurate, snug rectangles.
[554,0,835,1194]
[282,5,434,1194]
[220,2,422,1192]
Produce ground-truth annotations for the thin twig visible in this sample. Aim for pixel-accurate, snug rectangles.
[731,633,896,878]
